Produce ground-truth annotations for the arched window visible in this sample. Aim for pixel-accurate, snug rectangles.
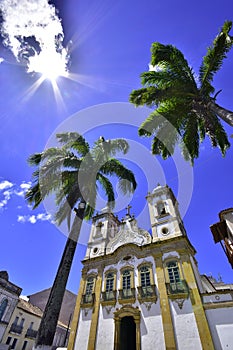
[86,276,94,295]
[83,276,95,304]
[167,261,180,284]
[0,298,8,320]
[106,272,114,292]
[157,201,167,216]
[139,266,151,287]
[119,268,135,301]
[122,270,131,290]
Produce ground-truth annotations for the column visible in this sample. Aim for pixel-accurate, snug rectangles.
[181,254,214,350]
[154,254,176,350]
[67,275,86,350]
[87,269,103,350]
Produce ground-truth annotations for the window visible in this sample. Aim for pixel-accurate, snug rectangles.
[86,277,94,295]
[157,202,167,216]
[0,298,8,320]
[122,270,131,290]
[106,272,114,292]
[6,337,11,345]
[140,266,151,287]
[29,322,34,330]
[13,316,19,325]
[83,276,95,304]
[119,269,135,302]
[20,318,25,327]
[167,261,180,284]
[11,338,17,349]
[22,341,28,350]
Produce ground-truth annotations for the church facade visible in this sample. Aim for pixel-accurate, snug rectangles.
[68,185,233,350]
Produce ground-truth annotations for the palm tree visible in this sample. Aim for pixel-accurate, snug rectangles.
[130,20,233,163]
[25,132,137,347]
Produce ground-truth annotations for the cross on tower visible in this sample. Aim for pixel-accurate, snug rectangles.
[126,204,132,216]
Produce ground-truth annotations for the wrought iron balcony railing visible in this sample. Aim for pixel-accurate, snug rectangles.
[166,280,189,296]
[137,284,157,302]
[81,293,95,306]
[10,323,23,334]
[101,290,117,302]
[118,288,136,301]
[25,328,38,339]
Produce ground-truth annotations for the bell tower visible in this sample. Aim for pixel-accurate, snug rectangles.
[146,184,186,241]
[85,207,120,259]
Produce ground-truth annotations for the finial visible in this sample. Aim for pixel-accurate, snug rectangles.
[126,204,132,217]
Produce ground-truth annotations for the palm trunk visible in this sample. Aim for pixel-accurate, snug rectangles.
[35,204,86,348]
[209,100,233,127]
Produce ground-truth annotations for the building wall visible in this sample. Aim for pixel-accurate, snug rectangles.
[74,312,91,350]
[1,301,41,350]
[170,300,202,349]
[95,309,114,350]
[0,273,22,343]
[140,305,165,350]
[205,307,233,349]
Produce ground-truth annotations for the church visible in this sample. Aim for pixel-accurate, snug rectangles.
[67,184,233,350]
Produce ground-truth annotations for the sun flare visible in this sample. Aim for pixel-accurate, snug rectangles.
[28,47,69,82]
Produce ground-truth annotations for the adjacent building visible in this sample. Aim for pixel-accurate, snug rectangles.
[68,184,233,350]
[210,208,233,268]
[0,272,22,343]
[0,277,76,350]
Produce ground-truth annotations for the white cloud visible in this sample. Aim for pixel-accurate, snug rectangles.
[29,215,37,224]
[0,178,52,225]
[17,215,26,223]
[15,182,31,197]
[17,213,52,225]
[0,180,13,190]
[0,57,4,63]
[0,0,70,76]
[0,179,31,210]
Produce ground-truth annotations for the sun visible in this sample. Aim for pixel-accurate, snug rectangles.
[28,46,69,82]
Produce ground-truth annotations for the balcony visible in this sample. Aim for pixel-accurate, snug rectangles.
[25,328,38,339]
[101,290,117,306]
[118,288,136,304]
[81,293,95,307]
[137,284,157,303]
[10,323,23,334]
[166,280,189,299]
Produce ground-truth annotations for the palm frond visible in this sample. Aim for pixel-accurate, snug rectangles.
[97,173,115,208]
[56,132,90,156]
[150,43,196,85]
[199,20,233,95]
[100,159,137,193]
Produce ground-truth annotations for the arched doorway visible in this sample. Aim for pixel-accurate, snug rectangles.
[114,306,141,350]
[120,316,136,350]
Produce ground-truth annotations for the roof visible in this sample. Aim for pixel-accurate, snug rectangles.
[28,288,77,326]
[219,208,233,221]
[18,298,43,317]
[210,221,227,243]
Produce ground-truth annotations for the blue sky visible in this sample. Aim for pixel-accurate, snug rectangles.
[0,0,233,296]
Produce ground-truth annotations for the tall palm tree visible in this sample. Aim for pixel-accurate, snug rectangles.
[130,21,233,163]
[25,132,137,347]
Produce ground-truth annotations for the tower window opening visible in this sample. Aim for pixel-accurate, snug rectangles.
[157,202,167,216]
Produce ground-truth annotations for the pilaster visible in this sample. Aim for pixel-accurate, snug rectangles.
[154,254,176,350]
[87,268,103,350]
[67,275,86,350]
[180,254,214,350]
